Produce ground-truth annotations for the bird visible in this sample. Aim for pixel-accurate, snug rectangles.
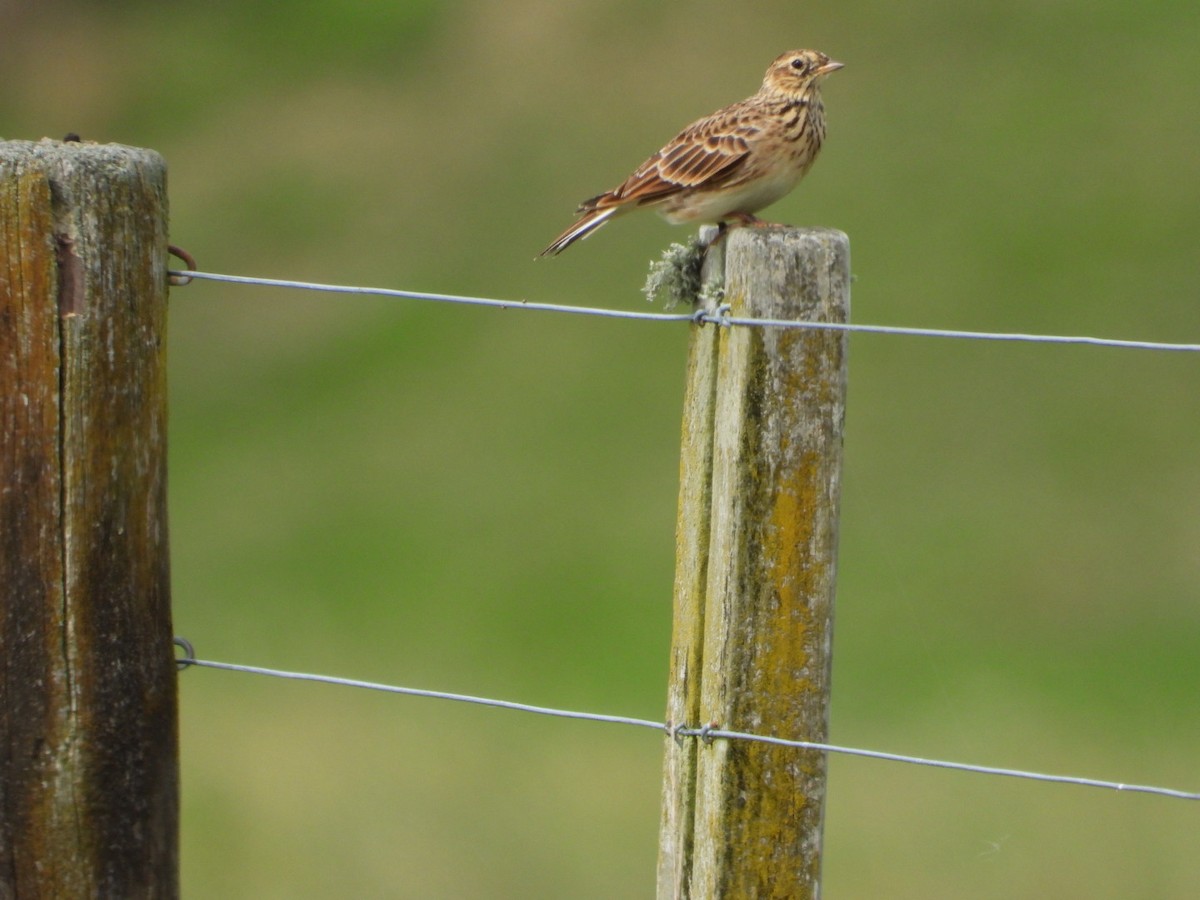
[540,49,843,257]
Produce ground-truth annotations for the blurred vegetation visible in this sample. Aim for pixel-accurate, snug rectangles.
[3,1,1199,896]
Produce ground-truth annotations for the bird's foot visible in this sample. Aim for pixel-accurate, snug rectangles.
[725,213,768,228]
[723,213,791,230]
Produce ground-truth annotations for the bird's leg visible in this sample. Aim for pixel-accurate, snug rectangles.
[724,212,769,228]
[699,217,760,249]
[700,221,729,249]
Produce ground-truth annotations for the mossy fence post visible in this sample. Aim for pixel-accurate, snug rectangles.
[0,139,178,896]
[658,227,850,899]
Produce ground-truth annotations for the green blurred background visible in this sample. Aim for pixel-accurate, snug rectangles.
[3,0,1199,896]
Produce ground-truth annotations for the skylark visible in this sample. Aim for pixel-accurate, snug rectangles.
[541,49,843,257]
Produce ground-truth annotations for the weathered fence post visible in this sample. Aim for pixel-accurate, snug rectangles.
[658,227,850,899]
[0,139,178,896]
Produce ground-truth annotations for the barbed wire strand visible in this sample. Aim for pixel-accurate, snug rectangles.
[174,646,1200,802]
[173,270,1200,354]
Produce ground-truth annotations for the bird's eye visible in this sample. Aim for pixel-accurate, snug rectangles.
[790,58,807,71]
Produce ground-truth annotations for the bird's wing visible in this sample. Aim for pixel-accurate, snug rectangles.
[581,112,760,212]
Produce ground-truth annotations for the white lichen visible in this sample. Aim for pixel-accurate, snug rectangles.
[643,236,718,310]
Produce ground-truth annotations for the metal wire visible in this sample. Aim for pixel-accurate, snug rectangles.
[173,641,1200,802]
[172,270,1200,353]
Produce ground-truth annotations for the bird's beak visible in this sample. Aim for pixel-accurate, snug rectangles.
[817,60,844,75]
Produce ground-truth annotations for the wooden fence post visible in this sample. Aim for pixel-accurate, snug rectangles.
[0,139,178,896]
[658,227,850,899]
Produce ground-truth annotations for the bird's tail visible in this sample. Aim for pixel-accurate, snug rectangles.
[539,205,620,257]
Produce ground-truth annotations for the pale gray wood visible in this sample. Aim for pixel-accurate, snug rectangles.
[657,232,724,893]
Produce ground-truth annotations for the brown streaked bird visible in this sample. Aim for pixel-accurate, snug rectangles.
[540,49,843,257]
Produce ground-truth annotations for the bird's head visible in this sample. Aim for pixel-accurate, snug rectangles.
[762,49,843,98]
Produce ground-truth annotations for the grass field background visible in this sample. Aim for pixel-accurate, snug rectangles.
[3,1,1199,896]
